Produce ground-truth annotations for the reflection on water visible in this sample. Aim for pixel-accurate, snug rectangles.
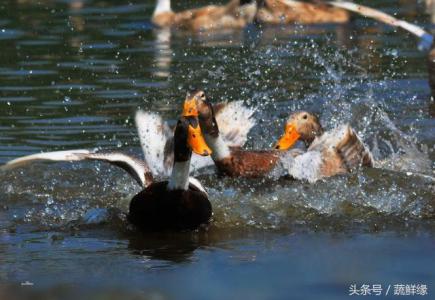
[0,0,434,298]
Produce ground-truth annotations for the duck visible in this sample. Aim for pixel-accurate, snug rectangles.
[183,92,287,178]
[256,0,350,25]
[135,90,257,177]
[184,94,373,181]
[1,115,213,231]
[128,115,213,230]
[151,0,257,31]
[274,111,374,182]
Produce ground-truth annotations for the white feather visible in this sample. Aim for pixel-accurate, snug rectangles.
[0,149,151,187]
[188,177,208,195]
[205,134,231,161]
[309,125,350,151]
[280,151,322,183]
[135,110,172,177]
[215,100,256,147]
[0,149,92,171]
[134,102,256,175]
[153,0,172,16]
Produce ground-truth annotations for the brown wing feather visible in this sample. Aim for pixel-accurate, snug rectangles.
[334,126,373,169]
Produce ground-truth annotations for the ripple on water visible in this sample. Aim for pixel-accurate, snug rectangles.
[0,97,36,103]
[0,69,57,76]
[0,29,25,40]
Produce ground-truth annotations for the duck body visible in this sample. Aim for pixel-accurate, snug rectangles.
[256,0,350,25]
[152,0,257,31]
[128,181,211,231]
[214,148,280,177]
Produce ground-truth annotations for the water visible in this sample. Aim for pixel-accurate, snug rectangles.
[0,0,434,299]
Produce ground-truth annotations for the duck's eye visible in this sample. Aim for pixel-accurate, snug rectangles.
[302,114,308,120]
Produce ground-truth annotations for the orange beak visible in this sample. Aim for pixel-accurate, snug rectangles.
[183,97,198,117]
[187,123,212,156]
[274,123,301,150]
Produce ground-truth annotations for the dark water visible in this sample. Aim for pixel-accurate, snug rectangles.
[0,0,434,299]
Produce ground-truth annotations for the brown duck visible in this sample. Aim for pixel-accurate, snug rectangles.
[152,0,257,31]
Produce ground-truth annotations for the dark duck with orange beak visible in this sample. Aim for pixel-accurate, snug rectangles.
[1,114,213,231]
[128,115,213,231]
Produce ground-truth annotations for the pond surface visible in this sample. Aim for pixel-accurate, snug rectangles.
[0,0,434,299]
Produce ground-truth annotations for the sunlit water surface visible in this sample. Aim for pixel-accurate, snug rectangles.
[0,0,434,299]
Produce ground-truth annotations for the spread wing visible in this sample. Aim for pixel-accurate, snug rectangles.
[135,102,256,174]
[0,150,152,187]
[135,110,173,177]
[214,100,256,147]
[310,124,374,170]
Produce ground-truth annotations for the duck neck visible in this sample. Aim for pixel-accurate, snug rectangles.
[205,133,231,161]
[168,157,191,191]
[200,113,231,161]
[153,0,172,16]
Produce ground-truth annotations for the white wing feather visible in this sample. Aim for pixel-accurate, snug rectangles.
[0,150,151,187]
[135,102,256,175]
[135,110,172,177]
[215,100,256,147]
[0,149,92,171]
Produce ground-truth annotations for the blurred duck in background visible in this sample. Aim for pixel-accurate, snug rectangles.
[256,0,350,25]
[151,0,257,31]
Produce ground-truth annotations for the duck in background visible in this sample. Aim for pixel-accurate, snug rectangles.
[151,0,257,31]
[256,0,350,25]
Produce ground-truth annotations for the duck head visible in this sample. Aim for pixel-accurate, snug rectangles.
[183,90,206,117]
[275,111,324,150]
[174,116,212,160]
[182,90,219,137]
